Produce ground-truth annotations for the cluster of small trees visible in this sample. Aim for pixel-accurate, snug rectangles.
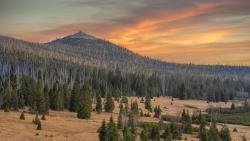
[98,117,119,141]
[98,97,140,141]
[199,121,231,141]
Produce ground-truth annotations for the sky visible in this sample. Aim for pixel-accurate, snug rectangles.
[0,0,250,66]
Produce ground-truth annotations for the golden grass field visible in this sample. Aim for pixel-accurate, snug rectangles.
[0,97,249,141]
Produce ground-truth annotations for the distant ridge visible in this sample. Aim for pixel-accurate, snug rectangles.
[0,32,250,77]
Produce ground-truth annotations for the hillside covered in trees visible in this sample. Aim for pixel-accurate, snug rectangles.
[0,32,250,112]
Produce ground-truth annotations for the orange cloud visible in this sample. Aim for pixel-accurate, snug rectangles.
[6,0,250,66]
[139,41,250,65]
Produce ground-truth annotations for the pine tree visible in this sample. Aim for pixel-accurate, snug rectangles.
[36,80,46,114]
[198,111,206,128]
[121,96,128,104]
[208,122,220,141]
[220,126,231,141]
[140,109,144,117]
[117,104,125,129]
[199,127,208,141]
[118,104,127,129]
[140,130,149,141]
[231,103,235,110]
[11,89,19,111]
[20,111,25,120]
[2,85,11,112]
[37,120,42,130]
[17,90,25,109]
[123,127,134,141]
[69,81,80,112]
[164,126,173,141]
[55,84,65,110]
[140,97,144,103]
[63,83,70,109]
[145,96,152,112]
[128,112,138,134]
[183,110,193,134]
[106,116,119,141]
[43,85,50,114]
[150,126,160,141]
[105,93,114,113]
[131,101,139,115]
[170,122,182,140]
[98,120,107,141]
[32,113,40,125]
[96,94,102,114]
[153,106,161,118]
[181,109,187,122]
[244,99,249,110]
[41,114,46,120]
[77,83,92,119]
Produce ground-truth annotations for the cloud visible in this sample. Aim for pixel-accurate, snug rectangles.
[140,41,250,65]
[3,0,250,65]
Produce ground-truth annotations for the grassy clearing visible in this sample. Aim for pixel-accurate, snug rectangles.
[216,111,250,126]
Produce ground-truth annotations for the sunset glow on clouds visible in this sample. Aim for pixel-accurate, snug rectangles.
[1,0,250,65]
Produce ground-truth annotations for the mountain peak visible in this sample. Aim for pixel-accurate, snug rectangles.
[68,31,97,40]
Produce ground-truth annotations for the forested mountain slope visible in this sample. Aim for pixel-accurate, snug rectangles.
[1,32,250,77]
[0,32,250,106]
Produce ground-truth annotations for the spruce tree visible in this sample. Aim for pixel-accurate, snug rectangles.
[123,127,134,141]
[121,96,128,104]
[11,89,19,111]
[150,126,160,141]
[145,96,152,112]
[63,83,70,109]
[208,122,220,141]
[231,103,235,110]
[69,81,80,112]
[105,93,114,113]
[244,99,249,110]
[20,111,25,120]
[164,126,173,141]
[128,112,138,134]
[98,120,107,141]
[17,90,25,109]
[37,120,42,130]
[199,127,208,141]
[55,84,65,110]
[140,130,149,141]
[118,104,127,129]
[77,83,92,119]
[198,111,206,128]
[179,83,187,100]
[220,126,231,141]
[96,94,102,114]
[32,113,40,125]
[153,106,161,118]
[36,80,46,114]
[41,114,46,120]
[2,85,11,112]
[43,85,50,114]
[170,122,182,140]
[140,97,144,103]
[183,110,193,134]
[131,101,139,116]
[106,116,119,141]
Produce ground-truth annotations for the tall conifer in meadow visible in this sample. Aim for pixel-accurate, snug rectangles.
[96,93,102,114]
[105,93,114,113]
[77,83,92,119]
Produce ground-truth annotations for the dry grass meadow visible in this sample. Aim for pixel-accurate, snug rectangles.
[0,97,249,141]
